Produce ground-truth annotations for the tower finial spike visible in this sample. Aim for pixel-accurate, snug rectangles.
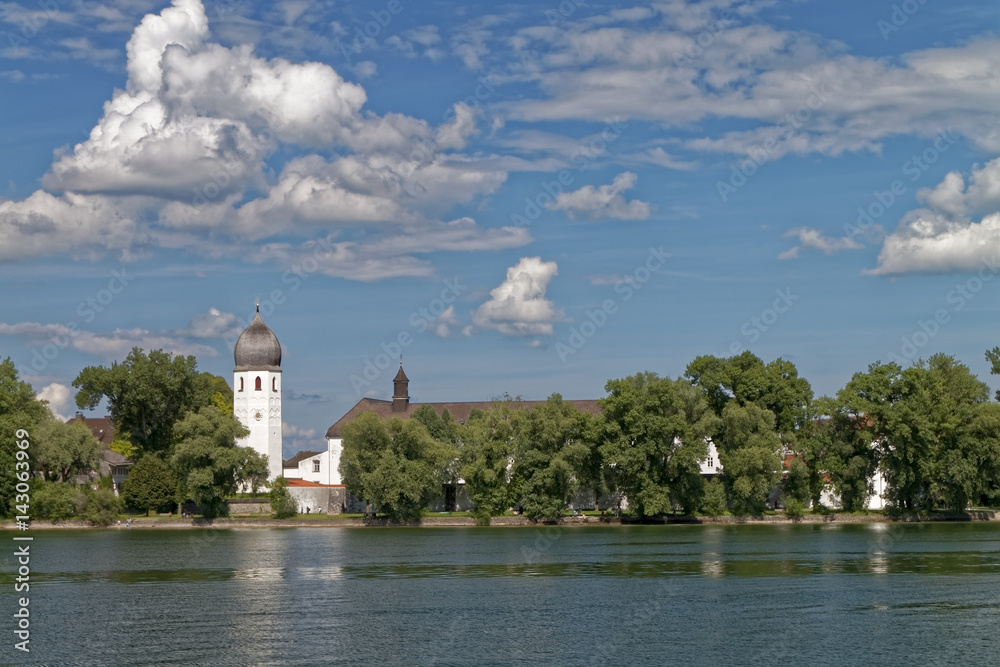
[255,295,260,311]
[399,354,403,368]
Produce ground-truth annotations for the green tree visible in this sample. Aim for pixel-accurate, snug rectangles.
[269,477,297,518]
[700,478,728,515]
[121,455,177,515]
[171,406,251,518]
[514,394,596,522]
[459,404,522,523]
[340,412,456,521]
[411,404,458,443]
[73,348,227,457]
[193,372,235,416]
[109,435,138,459]
[0,358,50,517]
[686,352,813,433]
[236,449,270,497]
[33,419,102,482]
[599,373,719,518]
[840,355,1000,512]
[717,402,782,515]
[806,396,877,512]
[782,458,811,505]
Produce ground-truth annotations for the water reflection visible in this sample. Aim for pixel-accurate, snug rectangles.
[5,524,1000,666]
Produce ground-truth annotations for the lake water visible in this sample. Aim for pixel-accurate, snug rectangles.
[4,522,1000,666]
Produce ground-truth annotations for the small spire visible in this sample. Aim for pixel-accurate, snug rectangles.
[399,354,403,368]
[255,295,260,311]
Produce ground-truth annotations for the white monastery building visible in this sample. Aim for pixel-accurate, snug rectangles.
[233,304,283,481]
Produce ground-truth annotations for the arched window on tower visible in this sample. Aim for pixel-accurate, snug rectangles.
[238,377,244,392]
[255,376,262,391]
[272,377,277,392]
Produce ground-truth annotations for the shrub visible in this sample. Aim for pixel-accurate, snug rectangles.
[700,478,728,516]
[33,481,83,520]
[269,477,297,519]
[83,489,123,526]
[784,496,807,518]
[121,455,177,515]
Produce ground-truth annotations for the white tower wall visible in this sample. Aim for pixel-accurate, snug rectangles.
[234,369,283,481]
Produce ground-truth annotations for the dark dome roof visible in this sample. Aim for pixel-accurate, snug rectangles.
[234,308,281,371]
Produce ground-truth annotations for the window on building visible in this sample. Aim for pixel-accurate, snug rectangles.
[255,376,262,391]
[238,377,244,392]
[707,457,714,468]
[313,459,320,473]
[272,377,277,392]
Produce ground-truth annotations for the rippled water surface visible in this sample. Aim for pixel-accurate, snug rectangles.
[4,522,1000,665]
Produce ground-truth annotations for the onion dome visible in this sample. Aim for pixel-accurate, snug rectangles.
[234,305,281,371]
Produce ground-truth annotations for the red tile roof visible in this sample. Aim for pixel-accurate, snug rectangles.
[285,479,343,488]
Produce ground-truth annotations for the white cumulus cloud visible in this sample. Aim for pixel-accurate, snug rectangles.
[779,227,862,260]
[872,156,1000,274]
[36,383,74,422]
[546,172,650,220]
[0,0,527,280]
[472,257,563,336]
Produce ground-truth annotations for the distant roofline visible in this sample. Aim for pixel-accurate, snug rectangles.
[325,397,602,439]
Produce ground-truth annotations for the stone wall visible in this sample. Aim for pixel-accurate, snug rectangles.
[227,499,271,515]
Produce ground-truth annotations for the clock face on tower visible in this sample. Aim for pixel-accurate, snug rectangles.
[254,410,263,422]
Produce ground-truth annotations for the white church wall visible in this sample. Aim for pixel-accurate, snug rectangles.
[327,437,344,485]
[296,454,331,485]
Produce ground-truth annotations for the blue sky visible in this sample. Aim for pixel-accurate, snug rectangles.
[4,0,1000,457]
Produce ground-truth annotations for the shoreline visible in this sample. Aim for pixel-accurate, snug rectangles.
[4,510,998,530]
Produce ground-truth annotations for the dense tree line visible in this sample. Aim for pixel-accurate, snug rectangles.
[0,348,269,522]
[340,350,1000,520]
[7,344,1000,524]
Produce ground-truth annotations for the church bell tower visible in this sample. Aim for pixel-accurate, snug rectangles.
[233,302,283,481]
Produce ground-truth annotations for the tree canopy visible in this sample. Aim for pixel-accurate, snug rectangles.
[341,412,456,521]
[599,373,719,517]
[515,394,597,521]
[73,348,228,457]
[170,406,251,518]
